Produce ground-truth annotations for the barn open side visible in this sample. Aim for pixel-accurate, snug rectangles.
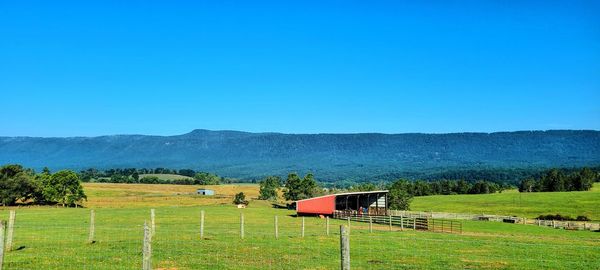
[296,190,388,216]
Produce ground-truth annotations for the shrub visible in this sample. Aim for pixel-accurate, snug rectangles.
[233,192,248,205]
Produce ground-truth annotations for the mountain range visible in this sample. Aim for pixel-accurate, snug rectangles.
[1,129,599,183]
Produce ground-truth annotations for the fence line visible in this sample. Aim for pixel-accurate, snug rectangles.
[0,209,598,269]
[333,210,462,234]
[388,210,600,231]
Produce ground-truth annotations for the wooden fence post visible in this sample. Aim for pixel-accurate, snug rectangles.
[347,217,350,234]
[400,216,404,230]
[88,210,95,243]
[142,221,152,270]
[200,210,205,239]
[302,217,305,237]
[240,213,244,239]
[6,211,15,252]
[0,221,5,270]
[274,216,279,239]
[388,215,392,231]
[413,218,416,230]
[340,225,350,270]
[326,216,330,236]
[369,217,373,233]
[150,209,156,237]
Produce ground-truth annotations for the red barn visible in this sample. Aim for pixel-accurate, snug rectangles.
[295,190,388,216]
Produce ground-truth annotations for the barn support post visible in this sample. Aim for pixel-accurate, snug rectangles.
[0,221,5,270]
[142,221,152,270]
[150,209,156,237]
[301,217,305,238]
[200,210,205,239]
[326,216,330,236]
[274,216,279,239]
[5,211,15,252]
[88,210,95,244]
[240,213,245,239]
[384,193,388,216]
[340,225,350,270]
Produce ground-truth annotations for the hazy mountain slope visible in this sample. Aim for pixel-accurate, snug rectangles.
[1,130,599,181]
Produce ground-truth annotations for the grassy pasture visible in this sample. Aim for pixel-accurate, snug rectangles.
[412,183,600,220]
[0,183,598,269]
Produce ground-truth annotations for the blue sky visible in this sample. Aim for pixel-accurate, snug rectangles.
[1,1,599,136]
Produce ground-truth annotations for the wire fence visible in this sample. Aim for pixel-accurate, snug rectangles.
[1,209,599,269]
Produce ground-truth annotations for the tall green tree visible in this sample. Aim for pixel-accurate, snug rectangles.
[300,173,317,199]
[0,164,38,206]
[388,179,413,210]
[283,173,303,201]
[43,170,87,207]
[258,176,281,200]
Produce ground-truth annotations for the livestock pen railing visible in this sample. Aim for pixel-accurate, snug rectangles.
[388,210,600,231]
[332,210,461,234]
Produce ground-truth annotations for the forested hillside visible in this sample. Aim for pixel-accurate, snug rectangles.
[1,129,599,183]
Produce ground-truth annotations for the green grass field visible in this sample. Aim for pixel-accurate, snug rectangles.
[412,183,600,221]
[0,183,598,269]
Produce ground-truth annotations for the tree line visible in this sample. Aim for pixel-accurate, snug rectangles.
[518,167,598,192]
[258,173,506,211]
[0,164,86,206]
[79,167,228,185]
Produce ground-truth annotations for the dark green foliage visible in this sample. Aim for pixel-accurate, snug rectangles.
[388,180,413,210]
[0,164,38,206]
[283,173,319,201]
[518,167,597,192]
[178,169,196,177]
[536,214,590,221]
[0,164,86,207]
[233,192,248,205]
[258,176,281,200]
[283,173,302,201]
[193,172,221,185]
[349,182,378,192]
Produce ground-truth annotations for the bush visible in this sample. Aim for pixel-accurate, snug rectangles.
[536,214,590,221]
[233,192,248,205]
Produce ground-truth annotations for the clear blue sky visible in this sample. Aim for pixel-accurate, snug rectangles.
[1,1,598,137]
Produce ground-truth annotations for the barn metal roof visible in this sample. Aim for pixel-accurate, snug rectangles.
[295,190,388,203]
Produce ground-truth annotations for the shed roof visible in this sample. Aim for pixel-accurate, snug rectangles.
[296,190,388,203]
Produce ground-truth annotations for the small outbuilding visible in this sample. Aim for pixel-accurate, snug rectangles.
[296,190,388,216]
[196,189,215,196]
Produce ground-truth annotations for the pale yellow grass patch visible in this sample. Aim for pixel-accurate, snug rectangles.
[82,183,259,208]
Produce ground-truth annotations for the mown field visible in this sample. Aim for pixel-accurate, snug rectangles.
[0,183,598,269]
[412,183,600,220]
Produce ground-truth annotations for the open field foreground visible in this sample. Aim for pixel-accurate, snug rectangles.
[0,184,598,269]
